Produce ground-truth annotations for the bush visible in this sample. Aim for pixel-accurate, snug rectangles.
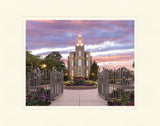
[108,99,122,106]
[26,88,51,106]
[86,80,97,85]
[63,81,72,85]
[64,75,69,81]
[74,77,86,85]
[108,91,134,106]
[109,88,122,98]
[64,77,96,86]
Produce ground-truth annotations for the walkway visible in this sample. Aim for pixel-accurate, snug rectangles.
[50,88,107,106]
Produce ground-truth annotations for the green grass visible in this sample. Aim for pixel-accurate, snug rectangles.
[86,80,97,85]
[63,81,72,85]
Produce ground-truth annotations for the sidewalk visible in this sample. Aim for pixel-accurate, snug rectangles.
[50,89,107,106]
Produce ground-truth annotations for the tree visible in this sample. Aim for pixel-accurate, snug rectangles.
[89,60,99,81]
[45,52,62,60]
[26,51,41,73]
[26,51,67,80]
[132,61,134,68]
[43,52,66,72]
[117,67,134,81]
[63,67,69,81]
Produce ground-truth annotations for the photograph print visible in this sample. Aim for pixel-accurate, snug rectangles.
[26,20,134,106]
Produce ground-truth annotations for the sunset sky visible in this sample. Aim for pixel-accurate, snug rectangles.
[26,20,134,70]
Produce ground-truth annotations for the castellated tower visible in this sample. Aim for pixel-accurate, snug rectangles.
[68,34,92,79]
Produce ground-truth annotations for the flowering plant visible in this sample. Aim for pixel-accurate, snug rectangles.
[74,77,85,85]
[26,88,51,106]
[108,91,134,106]
[65,77,96,86]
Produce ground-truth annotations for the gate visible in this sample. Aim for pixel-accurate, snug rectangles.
[98,67,134,101]
[26,67,63,102]
[50,67,63,101]
[98,68,109,100]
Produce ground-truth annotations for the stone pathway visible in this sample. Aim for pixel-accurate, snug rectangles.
[50,88,107,106]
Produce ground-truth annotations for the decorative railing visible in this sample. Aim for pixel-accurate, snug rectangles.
[98,68,134,100]
[26,67,63,101]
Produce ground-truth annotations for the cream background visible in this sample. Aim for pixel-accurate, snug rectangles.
[0,0,160,126]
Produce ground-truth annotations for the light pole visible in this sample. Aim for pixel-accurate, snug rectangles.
[41,64,47,85]
[41,63,47,70]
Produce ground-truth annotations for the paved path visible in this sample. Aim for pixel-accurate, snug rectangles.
[50,89,107,106]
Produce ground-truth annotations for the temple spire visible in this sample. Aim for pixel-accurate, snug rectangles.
[76,34,84,46]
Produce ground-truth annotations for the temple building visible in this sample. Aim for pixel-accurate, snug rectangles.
[68,34,92,79]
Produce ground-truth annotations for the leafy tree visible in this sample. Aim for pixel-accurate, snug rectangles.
[26,51,68,81]
[45,52,62,60]
[43,52,65,72]
[116,67,134,82]
[132,61,134,68]
[89,60,99,81]
[26,51,41,73]
[63,68,69,81]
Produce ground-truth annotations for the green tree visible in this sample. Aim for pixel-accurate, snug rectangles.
[26,51,68,80]
[26,51,41,72]
[132,61,134,68]
[43,52,66,72]
[45,52,62,60]
[63,67,69,81]
[89,60,99,81]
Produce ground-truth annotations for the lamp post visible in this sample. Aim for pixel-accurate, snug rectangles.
[41,64,47,69]
[41,64,47,85]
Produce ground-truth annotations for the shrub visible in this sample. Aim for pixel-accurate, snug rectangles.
[26,88,51,106]
[86,80,97,85]
[74,77,86,85]
[108,99,122,106]
[109,88,122,98]
[64,75,69,81]
[63,81,72,85]
[108,91,134,106]
[64,77,96,86]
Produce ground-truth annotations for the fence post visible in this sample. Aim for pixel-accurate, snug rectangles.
[37,67,41,93]
[103,68,109,101]
[33,68,38,94]
[106,69,109,101]
[61,70,63,93]
[58,71,60,95]
[26,72,31,94]
[55,70,57,97]
[97,71,100,94]
[102,69,106,99]
[50,70,53,101]
[52,67,56,99]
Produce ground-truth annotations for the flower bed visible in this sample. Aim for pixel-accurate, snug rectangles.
[65,77,96,86]
[26,88,51,106]
[108,91,134,106]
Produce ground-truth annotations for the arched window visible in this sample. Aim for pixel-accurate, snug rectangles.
[86,70,88,76]
[86,60,88,66]
[79,50,81,56]
[72,70,74,76]
[78,59,82,66]
[72,60,73,66]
